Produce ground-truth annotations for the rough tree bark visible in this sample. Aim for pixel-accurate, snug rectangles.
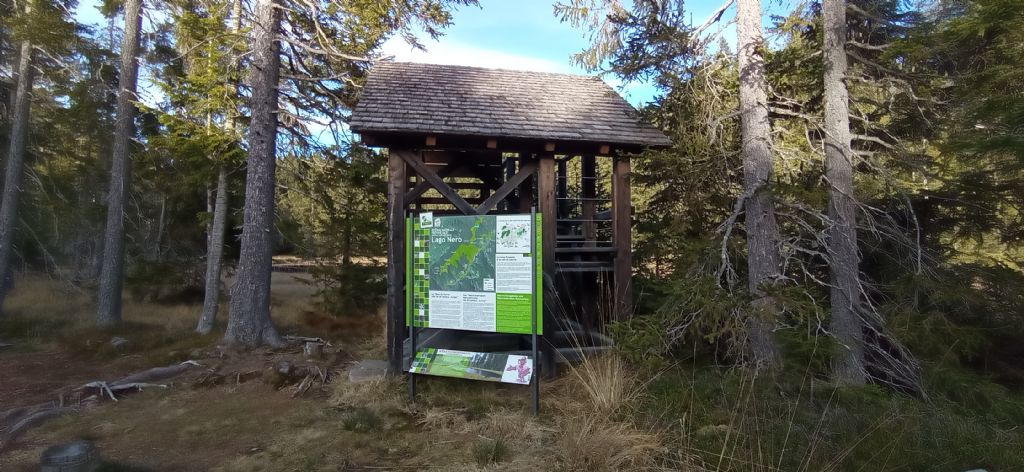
[824,0,866,384]
[96,0,143,328]
[224,0,284,347]
[197,0,242,334]
[197,167,228,333]
[0,32,34,314]
[737,0,782,369]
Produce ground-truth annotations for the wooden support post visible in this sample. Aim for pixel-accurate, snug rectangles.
[612,154,632,320]
[556,158,568,219]
[387,151,407,373]
[517,153,535,213]
[537,152,558,378]
[503,157,516,211]
[581,155,596,245]
[538,154,556,281]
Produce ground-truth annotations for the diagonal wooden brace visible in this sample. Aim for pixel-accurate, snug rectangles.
[394,150,477,215]
[404,164,460,206]
[476,160,538,214]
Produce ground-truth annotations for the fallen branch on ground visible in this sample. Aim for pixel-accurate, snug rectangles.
[0,360,201,451]
[284,335,331,346]
[79,381,169,401]
[110,360,200,386]
[0,407,77,452]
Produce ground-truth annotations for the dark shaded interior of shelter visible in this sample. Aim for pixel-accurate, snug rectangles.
[373,134,637,372]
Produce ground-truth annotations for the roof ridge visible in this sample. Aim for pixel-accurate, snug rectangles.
[351,60,672,147]
[374,60,605,81]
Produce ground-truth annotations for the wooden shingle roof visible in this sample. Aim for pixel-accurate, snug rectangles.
[350,62,671,148]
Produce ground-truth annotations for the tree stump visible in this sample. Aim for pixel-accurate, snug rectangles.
[40,440,99,472]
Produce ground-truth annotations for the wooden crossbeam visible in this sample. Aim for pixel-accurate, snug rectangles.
[419,196,485,206]
[395,150,477,215]
[404,165,460,205]
[476,160,538,214]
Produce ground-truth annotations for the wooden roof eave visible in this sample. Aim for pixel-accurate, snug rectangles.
[355,130,669,156]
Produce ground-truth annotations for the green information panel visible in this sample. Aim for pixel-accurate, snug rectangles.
[406,212,542,335]
[409,348,534,385]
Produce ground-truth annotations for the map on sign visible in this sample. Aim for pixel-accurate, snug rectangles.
[430,216,496,292]
[407,213,542,334]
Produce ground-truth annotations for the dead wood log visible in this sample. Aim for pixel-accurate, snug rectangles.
[285,335,331,346]
[78,381,169,401]
[0,407,77,452]
[0,361,200,451]
[110,360,200,387]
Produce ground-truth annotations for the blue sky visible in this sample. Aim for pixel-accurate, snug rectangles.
[380,0,737,105]
[74,0,752,107]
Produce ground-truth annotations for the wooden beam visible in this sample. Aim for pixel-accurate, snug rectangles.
[599,144,610,155]
[544,142,556,152]
[419,196,485,206]
[612,154,632,320]
[421,150,501,164]
[517,154,535,213]
[536,152,558,379]
[386,151,407,373]
[503,157,517,211]
[424,164,501,179]
[556,158,568,219]
[581,155,597,245]
[404,165,459,205]
[359,131,652,155]
[538,153,556,281]
[476,160,538,214]
[486,139,497,149]
[425,135,437,146]
[395,150,477,215]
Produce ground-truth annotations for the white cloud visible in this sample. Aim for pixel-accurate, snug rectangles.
[378,37,658,106]
[379,37,571,74]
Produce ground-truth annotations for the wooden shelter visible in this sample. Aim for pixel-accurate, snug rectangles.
[350,62,671,371]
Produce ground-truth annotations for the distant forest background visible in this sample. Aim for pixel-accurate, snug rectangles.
[0,0,1021,420]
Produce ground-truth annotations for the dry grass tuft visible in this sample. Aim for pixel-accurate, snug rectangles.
[417,406,469,432]
[467,407,550,444]
[555,415,665,472]
[331,374,405,410]
[560,354,645,417]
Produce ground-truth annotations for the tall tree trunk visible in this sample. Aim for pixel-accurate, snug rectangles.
[824,0,866,384]
[96,0,143,328]
[197,0,243,334]
[153,194,166,262]
[224,0,284,347]
[0,35,35,314]
[197,166,228,334]
[737,0,782,369]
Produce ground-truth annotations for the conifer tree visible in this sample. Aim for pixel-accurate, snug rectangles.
[736,0,782,368]
[824,0,866,384]
[97,0,144,327]
[0,2,35,314]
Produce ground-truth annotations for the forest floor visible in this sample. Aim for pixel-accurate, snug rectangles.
[0,273,598,471]
[1,273,1022,471]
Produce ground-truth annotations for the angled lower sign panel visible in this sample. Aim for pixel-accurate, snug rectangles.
[409,348,534,385]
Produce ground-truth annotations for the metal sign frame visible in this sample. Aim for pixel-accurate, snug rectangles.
[406,209,541,415]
